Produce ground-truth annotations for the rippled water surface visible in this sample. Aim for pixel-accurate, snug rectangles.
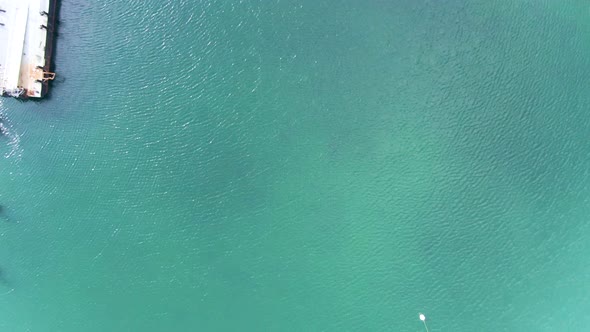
[0,1,589,331]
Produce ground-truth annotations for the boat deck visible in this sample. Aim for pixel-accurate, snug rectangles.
[0,0,55,99]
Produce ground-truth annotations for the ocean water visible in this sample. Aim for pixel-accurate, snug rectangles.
[0,0,589,331]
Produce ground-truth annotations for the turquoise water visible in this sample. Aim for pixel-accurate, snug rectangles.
[0,0,589,330]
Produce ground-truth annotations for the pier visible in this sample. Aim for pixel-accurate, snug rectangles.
[0,0,57,99]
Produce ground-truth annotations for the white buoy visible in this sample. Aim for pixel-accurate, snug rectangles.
[419,313,430,332]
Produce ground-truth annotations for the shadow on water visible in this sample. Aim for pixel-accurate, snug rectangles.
[0,205,10,223]
[0,267,8,285]
[42,0,63,101]
[0,210,16,293]
[0,266,14,295]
